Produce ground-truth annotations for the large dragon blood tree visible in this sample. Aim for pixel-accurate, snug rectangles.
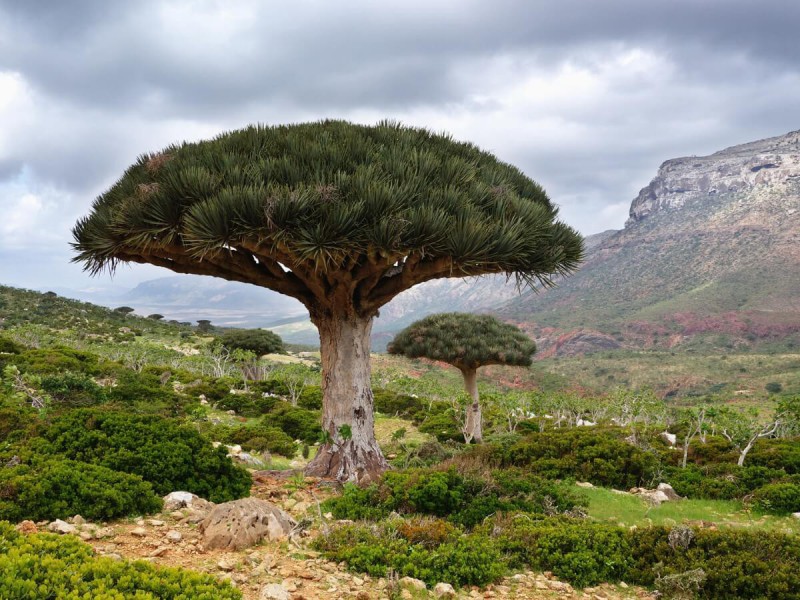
[388,313,536,443]
[72,120,584,483]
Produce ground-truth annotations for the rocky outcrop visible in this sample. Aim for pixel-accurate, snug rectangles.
[199,497,295,551]
[628,130,800,225]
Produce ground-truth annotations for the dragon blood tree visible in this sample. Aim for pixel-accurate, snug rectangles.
[72,120,583,482]
[388,313,536,443]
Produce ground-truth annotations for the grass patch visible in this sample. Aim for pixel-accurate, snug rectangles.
[582,486,800,533]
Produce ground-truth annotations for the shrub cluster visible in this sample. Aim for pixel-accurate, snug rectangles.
[0,458,162,522]
[315,516,800,596]
[0,522,241,599]
[323,467,586,527]
[43,410,251,502]
[493,428,658,489]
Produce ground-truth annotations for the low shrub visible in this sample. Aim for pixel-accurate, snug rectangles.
[0,458,162,521]
[316,513,800,596]
[311,519,505,587]
[664,464,792,501]
[752,482,800,515]
[43,410,251,502]
[217,328,284,355]
[0,522,241,599]
[498,428,657,489]
[324,467,586,527]
[224,424,297,457]
[373,388,426,418]
[267,403,322,443]
[40,370,107,406]
[215,392,277,417]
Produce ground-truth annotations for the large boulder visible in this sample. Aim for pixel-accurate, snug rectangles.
[199,497,295,551]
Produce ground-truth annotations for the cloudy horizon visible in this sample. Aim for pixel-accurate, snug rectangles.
[1,0,799,293]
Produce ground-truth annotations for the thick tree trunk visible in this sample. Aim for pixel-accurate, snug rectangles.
[305,314,389,483]
[461,367,482,443]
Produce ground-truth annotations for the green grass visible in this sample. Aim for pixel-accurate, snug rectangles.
[582,486,800,534]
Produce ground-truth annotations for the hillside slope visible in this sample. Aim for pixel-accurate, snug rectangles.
[501,129,800,353]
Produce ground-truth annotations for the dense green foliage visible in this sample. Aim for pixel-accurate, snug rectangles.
[323,467,586,528]
[42,410,251,502]
[0,522,241,599]
[0,459,161,522]
[495,428,657,489]
[72,121,583,302]
[313,518,505,587]
[217,328,284,355]
[388,313,536,369]
[316,516,800,595]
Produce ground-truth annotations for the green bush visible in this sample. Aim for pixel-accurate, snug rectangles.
[0,407,35,444]
[13,347,100,375]
[373,388,426,418]
[312,519,505,587]
[107,370,182,412]
[417,410,462,443]
[664,464,792,501]
[750,438,800,474]
[43,410,251,502]
[268,403,322,443]
[0,336,21,354]
[0,458,162,521]
[324,467,586,528]
[217,328,284,355]
[215,392,277,417]
[40,371,107,406]
[752,483,800,515]
[0,522,241,599]
[224,424,297,457]
[499,428,657,488]
[298,385,323,410]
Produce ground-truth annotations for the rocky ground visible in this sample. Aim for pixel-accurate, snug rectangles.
[22,473,655,600]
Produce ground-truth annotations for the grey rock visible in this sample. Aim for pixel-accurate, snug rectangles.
[199,497,296,551]
[47,519,76,535]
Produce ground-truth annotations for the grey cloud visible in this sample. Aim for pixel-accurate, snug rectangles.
[3,1,799,119]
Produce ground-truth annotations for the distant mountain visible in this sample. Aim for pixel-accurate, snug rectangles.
[500,129,800,354]
[120,276,307,327]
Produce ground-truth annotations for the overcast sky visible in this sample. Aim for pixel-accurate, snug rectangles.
[1,0,799,292]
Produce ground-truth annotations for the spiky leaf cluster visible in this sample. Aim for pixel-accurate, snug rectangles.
[387,313,536,370]
[73,120,583,316]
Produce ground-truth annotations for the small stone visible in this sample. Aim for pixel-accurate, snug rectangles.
[399,576,427,591]
[72,515,86,525]
[147,519,165,527]
[47,519,76,535]
[15,520,37,534]
[400,591,413,600]
[79,531,94,541]
[434,582,456,598]
[293,501,311,513]
[102,553,123,560]
[619,581,629,588]
[95,527,115,539]
[131,527,148,537]
[218,559,236,571]
[149,546,169,557]
[792,512,800,520]
[576,481,594,488]
[323,512,333,519]
[166,530,182,542]
[260,583,290,600]
[353,576,364,586]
